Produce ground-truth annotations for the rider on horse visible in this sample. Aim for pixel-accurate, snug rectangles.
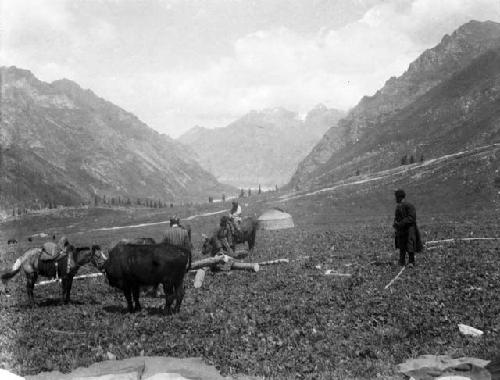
[228,200,242,239]
[169,216,181,227]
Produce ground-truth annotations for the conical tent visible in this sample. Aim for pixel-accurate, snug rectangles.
[258,208,294,230]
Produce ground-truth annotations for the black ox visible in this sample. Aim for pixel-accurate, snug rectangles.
[101,240,190,314]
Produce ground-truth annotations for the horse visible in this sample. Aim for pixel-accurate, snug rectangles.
[202,216,258,256]
[1,245,104,305]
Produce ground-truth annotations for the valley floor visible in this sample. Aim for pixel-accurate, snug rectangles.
[0,199,499,379]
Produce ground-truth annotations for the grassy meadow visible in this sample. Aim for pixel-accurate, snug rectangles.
[0,191,499,379]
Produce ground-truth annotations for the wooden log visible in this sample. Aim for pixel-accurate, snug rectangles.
[426,237,500,246]
[384,267,406,290]
[52,329,87,335]
[259,259,289,265]
[75,272,103,280]
[231,262,259,272]
[35,272,103,287]
[194,268,207,288]
[191,255,231,270]
[324,270,352,277]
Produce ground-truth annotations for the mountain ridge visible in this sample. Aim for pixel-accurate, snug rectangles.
[290,19,500,190]
[179,105,345,188]
[0,66,233,211]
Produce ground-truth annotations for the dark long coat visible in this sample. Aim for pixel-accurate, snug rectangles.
[393,201,423,253]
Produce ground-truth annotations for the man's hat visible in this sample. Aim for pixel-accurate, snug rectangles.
[395,189,406,199]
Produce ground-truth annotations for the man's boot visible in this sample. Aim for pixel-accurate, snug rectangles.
[399,249,406,266]
[408,252,415,267]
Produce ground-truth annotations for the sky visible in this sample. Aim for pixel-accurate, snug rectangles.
[2,0,500,138]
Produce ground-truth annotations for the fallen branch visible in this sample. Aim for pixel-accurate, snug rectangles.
[259,259,289,266]
[35,272,103,287]
[190,255,230,270]
[194,268,208,288]
[324,270,351,277]
[426,237,500,245]
[231,262,259,272]
[192,261,258,288]
[425,245,439,249]
[384,267,406,290]
[52,329,87,336]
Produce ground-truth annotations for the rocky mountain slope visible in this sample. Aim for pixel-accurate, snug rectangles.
[290,20,500,190]
[0,67,233,212]
[279,143,499,216]
[178,105,344,188]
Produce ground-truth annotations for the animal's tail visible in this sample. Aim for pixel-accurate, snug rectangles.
[1,267,21,283]
[188,251,192,272]
[2,248,41,284]
[247,220,259,251]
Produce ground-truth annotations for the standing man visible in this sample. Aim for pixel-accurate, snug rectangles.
[165,216,192,253]
[216,216,234,255]
[393,189,423,267]
[229,200,242,223]
[228,200,242,238]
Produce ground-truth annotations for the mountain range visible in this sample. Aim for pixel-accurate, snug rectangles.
[0,67,233,213]
[2,20,499,216]
[178,105,344,188]
[290,20,500,190]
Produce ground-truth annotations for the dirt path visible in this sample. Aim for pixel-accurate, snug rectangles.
[92,209,229,232]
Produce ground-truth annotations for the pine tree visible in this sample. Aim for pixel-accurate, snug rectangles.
[258,185,261,194]
[420,154,424,163]
[401,155,408,165]
[409,155,415,164]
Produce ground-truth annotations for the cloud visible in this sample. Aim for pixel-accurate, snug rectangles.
[103,21,419,135]
[137,0,500,136]
[2,0,500,138]
[1,0,117,80]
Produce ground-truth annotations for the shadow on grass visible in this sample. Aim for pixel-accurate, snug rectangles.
[103,304,129,314]
[36,298,88,307]
[102,304,171,316]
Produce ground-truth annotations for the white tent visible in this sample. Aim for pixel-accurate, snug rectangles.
[258,208,294,230]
